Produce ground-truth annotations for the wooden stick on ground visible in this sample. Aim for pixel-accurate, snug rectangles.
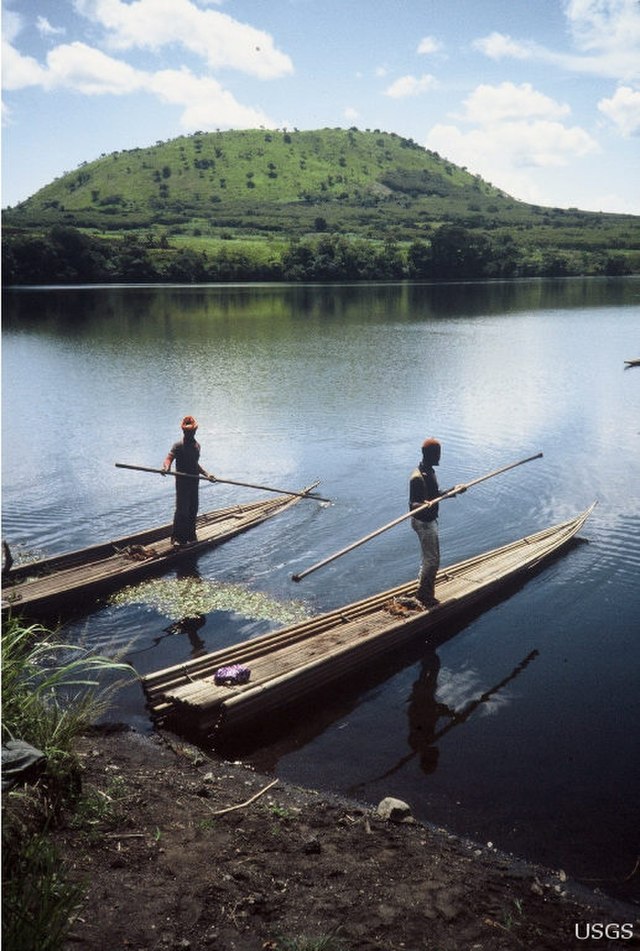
[207,778,279,816]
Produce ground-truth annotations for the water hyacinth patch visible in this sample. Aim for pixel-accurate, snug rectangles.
[110,576,311,625]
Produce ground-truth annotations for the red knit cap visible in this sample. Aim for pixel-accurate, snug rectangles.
[421,437,441,463]
[181,415,198,431]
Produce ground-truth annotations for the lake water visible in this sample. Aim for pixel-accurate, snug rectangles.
[2,278,639,902]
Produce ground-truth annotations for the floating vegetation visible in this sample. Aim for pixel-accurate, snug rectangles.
[110,576,311,625]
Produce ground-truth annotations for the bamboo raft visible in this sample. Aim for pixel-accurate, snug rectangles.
[2,484,319,621]
[143,504,595,738]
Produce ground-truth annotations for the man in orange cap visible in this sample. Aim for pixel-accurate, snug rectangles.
[162,416,214,546]
[409,438,443,607]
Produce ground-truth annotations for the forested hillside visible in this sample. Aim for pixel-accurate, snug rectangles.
[3,127,639,283]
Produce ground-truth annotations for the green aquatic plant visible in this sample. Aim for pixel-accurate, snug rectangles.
[110,576,311,625]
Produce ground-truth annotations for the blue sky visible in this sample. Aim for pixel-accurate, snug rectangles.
[2,0,639,213]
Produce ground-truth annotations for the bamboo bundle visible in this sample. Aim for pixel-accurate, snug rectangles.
[145,506,595,735]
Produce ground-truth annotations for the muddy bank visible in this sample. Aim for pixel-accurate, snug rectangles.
[50,726,639,950]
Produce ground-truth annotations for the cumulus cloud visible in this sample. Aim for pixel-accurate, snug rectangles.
[37,16,66,37]
[149,68,273,128]
[2,0,283,131]
[417,36,442,55]
[425,77,599,206]
[427,119,597,174]
[475,0,640,80]
[566,0,640,56]
[459,82,571,123]
[473,32,534,60]
[2,35,275,129]
[73,0,293,79]
[385,73,438,98]
[598,84,640,135]
[1,38,48,90]
[45,42,144,95]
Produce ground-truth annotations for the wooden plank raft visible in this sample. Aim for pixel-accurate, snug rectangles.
[2,484,320,621]
[143,504,595,738]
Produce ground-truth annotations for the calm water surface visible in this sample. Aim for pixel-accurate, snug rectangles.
[2,278,639,901]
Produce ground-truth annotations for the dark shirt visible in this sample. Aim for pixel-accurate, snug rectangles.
[169,438,201,474]
[409,463,439,522]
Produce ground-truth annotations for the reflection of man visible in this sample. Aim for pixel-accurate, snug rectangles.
[407,653,454,774]
[174,615,207,658]
[162,416,214,546]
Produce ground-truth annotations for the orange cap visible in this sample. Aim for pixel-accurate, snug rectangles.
[181,415,198,431]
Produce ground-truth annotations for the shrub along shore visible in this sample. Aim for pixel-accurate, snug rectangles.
[2,222,638,287]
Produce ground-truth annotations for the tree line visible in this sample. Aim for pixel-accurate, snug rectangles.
[2,224,633,286]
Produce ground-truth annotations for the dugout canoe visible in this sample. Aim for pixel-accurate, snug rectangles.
[2,484,320,621]
[143,504,596,739]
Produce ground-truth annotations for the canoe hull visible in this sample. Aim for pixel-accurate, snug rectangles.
[144,505,595,739]
[3,486,319,621]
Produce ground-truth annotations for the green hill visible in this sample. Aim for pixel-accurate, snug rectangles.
[3,127,640,282]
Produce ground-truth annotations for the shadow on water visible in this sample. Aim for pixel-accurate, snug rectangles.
[347,647,539,794]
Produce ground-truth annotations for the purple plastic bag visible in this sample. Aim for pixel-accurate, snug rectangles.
[214,664,251,686]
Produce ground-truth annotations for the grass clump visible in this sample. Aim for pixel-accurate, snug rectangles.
[1,616,135,950]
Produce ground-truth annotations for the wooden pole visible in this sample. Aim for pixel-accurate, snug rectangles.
[291,452,543,582]
[114,463,331,502]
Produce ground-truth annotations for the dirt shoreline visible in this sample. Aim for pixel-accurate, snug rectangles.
[54,725,639,951]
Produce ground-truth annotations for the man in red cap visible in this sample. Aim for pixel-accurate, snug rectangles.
[162,416,214,546]
[409,438,443,607]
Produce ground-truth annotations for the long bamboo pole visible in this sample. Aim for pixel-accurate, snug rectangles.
[291,452,543,582]
[115,463,331,502]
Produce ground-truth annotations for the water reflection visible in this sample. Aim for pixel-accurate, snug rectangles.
[357,648,539,786]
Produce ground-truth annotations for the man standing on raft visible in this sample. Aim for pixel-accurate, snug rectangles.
[162,416,214,546]
[409,437,443,608]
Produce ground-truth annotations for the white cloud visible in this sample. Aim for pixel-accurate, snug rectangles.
[565,0,640,56]
[73,0,294,79]
[1,38,48,90]
[426,75,600,207]
[427,119,598,176]
[2,34,276,130]
[598,84,640,135]
[473,32,534,60]
[1,2,282,132]
[384,73,438,98]
[149,68,273,128]
[344,106,359,121]
[45,41,144,95]
[475,1,640,81]
[417,36,442,55]
[459,82,571,123]
[37,16,66,37]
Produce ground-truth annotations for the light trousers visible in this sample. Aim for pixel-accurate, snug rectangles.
[412,518,440,598]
